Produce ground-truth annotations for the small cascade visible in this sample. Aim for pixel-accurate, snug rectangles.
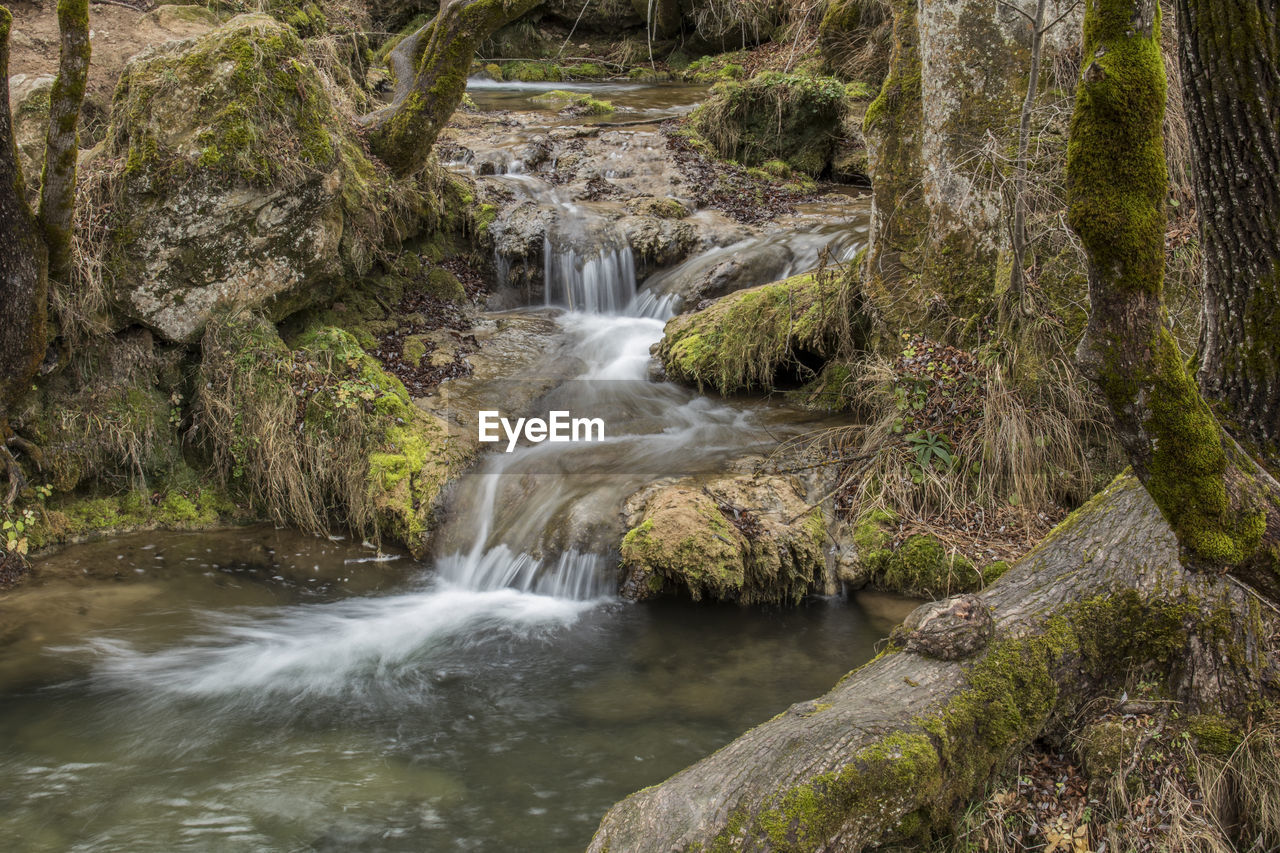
[436,546,612,601]
[543,236,637,313]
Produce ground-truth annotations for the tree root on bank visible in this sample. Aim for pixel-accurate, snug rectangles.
[588,475,1280,852]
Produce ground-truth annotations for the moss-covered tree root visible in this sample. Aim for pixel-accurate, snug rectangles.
[366,0,544,176]
[588,476,1279,851]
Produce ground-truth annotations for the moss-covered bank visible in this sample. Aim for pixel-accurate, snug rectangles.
[195,310,469,556]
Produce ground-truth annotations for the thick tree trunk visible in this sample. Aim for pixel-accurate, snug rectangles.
[1178,0,1280,457]
[38,0,90,285]
[1067,0,1280,597]
[366,0,544,176]
[0,9,50,433]
[588,476,1280,851]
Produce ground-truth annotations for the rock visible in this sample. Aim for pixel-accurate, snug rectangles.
[8,73,54,190]
[617,214,698,271]
[625,196,689,220]
[691,242,794,302]
[91,15,432,343]
[900,594,995,660]
[691,71,848,175]
[518,135,552,170]
[659,271,864,394]
[543,0,642,30]
[195,312,469,556]
[618,473,829,605]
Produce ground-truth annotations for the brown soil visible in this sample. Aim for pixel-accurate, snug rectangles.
[7,1,215,126]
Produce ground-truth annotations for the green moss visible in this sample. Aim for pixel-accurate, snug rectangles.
[500,61,563,82]
[981,560,1010,585]
[28,479,239,549]
[529,89,615,114]
[110,15,338,188]
[878,534,977,598]
[197,312,467,555]
[621,486,825,606]
[1186,714,1243,757]
[424,267,465,301]
[626,196,689,219]
[660,271,863,394]
[1067,2,1266,569]
[690,71,848,175]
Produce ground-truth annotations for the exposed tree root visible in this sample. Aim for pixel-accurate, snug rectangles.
[588,475,1280,852]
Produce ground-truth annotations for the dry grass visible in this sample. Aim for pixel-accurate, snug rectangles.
[779,334,1114,528]
[948,707,1280,853]
[819,0,892,83]
[194,309,377,539]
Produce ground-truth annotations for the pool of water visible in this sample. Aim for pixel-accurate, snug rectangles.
[0,529,912,852]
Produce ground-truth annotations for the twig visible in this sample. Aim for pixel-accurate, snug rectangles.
[557,0,594,60]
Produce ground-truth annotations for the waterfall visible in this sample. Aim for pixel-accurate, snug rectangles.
[542,236,637,313]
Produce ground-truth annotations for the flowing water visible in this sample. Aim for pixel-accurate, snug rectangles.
[0,81,903,852]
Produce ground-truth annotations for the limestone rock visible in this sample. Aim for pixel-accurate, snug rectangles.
[91,15,427,343]
[8,73,54,191]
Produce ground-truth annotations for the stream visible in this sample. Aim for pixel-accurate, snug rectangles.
[0,79,903,852]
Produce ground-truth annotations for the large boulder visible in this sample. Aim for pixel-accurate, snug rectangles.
[90,15,430,344]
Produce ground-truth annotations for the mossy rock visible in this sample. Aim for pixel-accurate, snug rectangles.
[28,481,242,551]
[690,70,849,175]
[620,474,828,605]
[96,14,439,343]
[659,270,864,395]
[499,61,564,82]
[529,89,614,115]
[424,267,466,302]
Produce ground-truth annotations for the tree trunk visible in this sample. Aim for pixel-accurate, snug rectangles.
[0,9,50,434]
[588,476,1280,851]
[366,0,544,176]
[1177,0,1280,458]
[1067,0,1280,598]
[38,0,91,285]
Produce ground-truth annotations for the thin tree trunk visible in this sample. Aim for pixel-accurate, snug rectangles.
[1006,0,1047,320]
[0,9,50,434]
[1067,0,1280,598]
[366,0,544,176]
[38,0,91,285]
[588,476,1280,851]
[1177,0,1280,457]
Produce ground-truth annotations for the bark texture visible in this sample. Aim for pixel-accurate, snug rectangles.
[861,0,1082,341]
[1068,0,1280,597]
[1178,0,1280,456]
[367,0,544,176]
[38,0,90,285]
[0,9,50,430]
[589,476,1279,851]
